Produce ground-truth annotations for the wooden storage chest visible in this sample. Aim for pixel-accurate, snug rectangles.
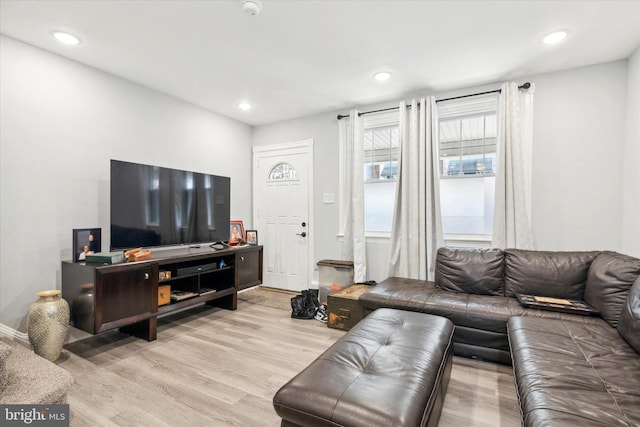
[327,284,372,331]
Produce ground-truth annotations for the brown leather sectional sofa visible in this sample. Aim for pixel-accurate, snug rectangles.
[359,247,640,426]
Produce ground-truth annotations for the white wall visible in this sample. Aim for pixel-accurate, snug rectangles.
[253,60,634,283]
[0,36,253,332]
[622,46,640,257]
[528,61,628,251]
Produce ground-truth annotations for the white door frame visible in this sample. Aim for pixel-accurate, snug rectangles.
[253,139,314,289]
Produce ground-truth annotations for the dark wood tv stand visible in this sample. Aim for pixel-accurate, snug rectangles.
[62,245,263,341]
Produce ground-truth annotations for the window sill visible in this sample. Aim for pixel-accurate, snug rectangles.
[444,234,493,248]
[336,232,391,242]
[336,233,493,247]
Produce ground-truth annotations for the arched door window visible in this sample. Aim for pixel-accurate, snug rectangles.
[269,162,298,180]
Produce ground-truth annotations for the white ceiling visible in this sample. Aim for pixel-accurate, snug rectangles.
[1,0,639,126]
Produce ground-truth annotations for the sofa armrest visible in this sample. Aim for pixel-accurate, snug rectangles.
[359,277,437,312]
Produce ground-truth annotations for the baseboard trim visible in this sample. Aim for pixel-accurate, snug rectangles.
[0,323,29,345]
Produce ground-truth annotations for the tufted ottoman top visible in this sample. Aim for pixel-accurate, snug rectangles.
[273,308,454,427]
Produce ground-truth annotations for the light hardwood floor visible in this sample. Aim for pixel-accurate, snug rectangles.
[57,301,520,426]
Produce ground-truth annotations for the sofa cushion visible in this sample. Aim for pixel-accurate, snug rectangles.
[584,251,640,327]
[0,341,11,393]
[617,275,640,353]
[504,249,599,299]
[435,247,504,296]
[508,316,640,426]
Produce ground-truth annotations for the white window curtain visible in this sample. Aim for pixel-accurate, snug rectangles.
[340,110,367,282]
[492,82,535,249]
[387,98,443,280]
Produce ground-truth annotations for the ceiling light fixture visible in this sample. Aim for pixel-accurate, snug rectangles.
[374,71,392,82]
[52,31,81,46]
[543,31,567,45]
[237,102,252,111]
[241,0,262,16]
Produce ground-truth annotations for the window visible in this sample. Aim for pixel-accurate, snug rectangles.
[269,162,298,180]
[438,94,498,238]
[339,95,498,240]
[363,113,399,233]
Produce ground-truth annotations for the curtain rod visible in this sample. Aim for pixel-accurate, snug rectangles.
[336,82,531,120]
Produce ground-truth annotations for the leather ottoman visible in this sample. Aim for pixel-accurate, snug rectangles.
[273,308,454,427]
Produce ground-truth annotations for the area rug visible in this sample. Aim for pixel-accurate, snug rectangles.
[238,286,296,311]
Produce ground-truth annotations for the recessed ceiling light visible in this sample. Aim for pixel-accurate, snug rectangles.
[52,31,81,46]
[373,71,392,82]
[543,31,567,45]
[237,102,252,111]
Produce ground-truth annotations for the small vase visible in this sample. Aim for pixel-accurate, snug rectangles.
[27,290,70,361]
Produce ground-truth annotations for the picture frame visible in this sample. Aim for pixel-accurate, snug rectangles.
[73,228,101,262]
[246,230,258,246]
[229,220,245,243]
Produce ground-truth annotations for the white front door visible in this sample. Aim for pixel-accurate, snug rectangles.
[253,141,313,292]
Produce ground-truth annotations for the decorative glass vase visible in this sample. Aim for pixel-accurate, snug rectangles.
[27,290,70,361]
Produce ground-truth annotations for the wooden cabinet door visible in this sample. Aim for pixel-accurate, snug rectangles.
[96,265,156,331]
[236,247,263,290]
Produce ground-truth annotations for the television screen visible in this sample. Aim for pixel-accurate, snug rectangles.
[110,160,230,250]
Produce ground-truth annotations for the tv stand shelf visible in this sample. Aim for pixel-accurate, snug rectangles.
[157,286,235,315]
[62,245,262,341]
[160,265,233,283]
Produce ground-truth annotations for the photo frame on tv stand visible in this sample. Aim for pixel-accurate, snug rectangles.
[73,228,101,262]
[229,220,245,244]
[246,230,258,246]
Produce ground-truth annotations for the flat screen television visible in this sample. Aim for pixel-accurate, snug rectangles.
[110,160,230,250]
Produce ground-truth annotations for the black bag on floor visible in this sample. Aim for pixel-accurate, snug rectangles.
[291,289,319,319]
[308,289,320,310]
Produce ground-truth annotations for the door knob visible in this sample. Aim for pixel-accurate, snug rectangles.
[296,232,307,237]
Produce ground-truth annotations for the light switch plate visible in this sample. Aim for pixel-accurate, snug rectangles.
[322,193,335,204]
